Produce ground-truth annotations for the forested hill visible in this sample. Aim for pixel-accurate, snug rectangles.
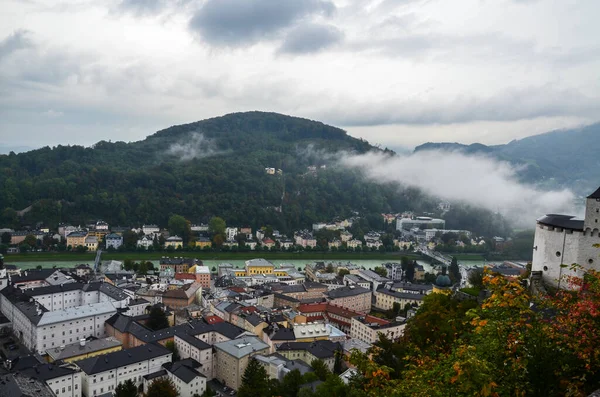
[415,122,600,193]
[0,112,453,234]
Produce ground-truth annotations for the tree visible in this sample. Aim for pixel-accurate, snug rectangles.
[372,266,387,278]
[449,256,461,283]
[165,340,180,361]
[325,263,334,273]
[24,234,37,247]
[168,214,193,244]
[238,358,271,397]
[147,378,178,397]
[208,217,226,237]
[0,232,11,245]
[310,359,331,381]
[114,379,138,397]
[280,369,304,397]
[333,350,344,374]
[402,260,416,282]
[468,268,484,289]
[338,269,350,277]
[147,306,169,330]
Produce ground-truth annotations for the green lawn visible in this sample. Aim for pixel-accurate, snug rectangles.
[4,250,422,263]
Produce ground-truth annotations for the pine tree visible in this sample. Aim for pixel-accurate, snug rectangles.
[238,358,271,397]
[147,378,178,397]
[114,379,138,397]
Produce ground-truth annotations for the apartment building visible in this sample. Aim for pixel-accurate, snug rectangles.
[214,337,270,390]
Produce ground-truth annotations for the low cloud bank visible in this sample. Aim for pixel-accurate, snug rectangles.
[166,132,222,161]
[338,150,577,226]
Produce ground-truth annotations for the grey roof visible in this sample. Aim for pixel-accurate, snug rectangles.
[15,361,78,381]
[326,286,371,299]
[25,282,83,296]
[392,282,433,293]
[246,258,274,267]
[0,374,54,397]
[143,370,167,380]
[277,340,342,359]
[130,298,150,306]
[38,301,117,326]
[245,313,265,327]
[75,344,171,374]
[537,214,583,231]
[46,337,122,361]
[10,269,55,283]
[175,332,211,351]
[105,233,122,240]
[160,257,197,265]
[214,336,269,359]
[376,288,424,301]
[163,359,205,383]
[268,327,296,341]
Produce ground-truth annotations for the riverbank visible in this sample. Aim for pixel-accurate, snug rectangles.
[3,251,423,263]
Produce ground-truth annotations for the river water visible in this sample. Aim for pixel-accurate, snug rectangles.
[8,258,488,273]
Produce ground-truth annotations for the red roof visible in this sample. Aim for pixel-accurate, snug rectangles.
[364,315,390,325]
[228,286,246,293]
[240,306,258,314]
[297,303,327,313]
[325,304,361,319]
[263,238,275,244]
[204,315,224,324]
[175,273,196,280]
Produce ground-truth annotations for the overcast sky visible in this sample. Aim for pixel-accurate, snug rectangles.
[1,0,599,150]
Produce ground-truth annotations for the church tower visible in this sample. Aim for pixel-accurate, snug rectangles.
[584,186,600,231]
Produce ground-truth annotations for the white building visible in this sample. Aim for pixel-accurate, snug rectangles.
[137,235,154,249]
[105,233,123,250]
[142,224,160,235]
[226,227,238,241]
[396,216,445,232]
[350,316,406,344]
[174,333,215,379]
[531,186,600,289]
[143,359,207,397]
[11,356,82,397]
[75,344,172,397]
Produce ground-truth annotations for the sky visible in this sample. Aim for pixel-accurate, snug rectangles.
[1,0,599,150]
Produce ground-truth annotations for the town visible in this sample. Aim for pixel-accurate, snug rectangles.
[1,189,599,397]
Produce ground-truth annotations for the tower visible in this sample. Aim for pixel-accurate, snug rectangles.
[584,186,600,232]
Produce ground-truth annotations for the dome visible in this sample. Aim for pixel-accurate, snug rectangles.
[435,274,452,287]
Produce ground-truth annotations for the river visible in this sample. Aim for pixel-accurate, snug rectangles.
[9,258,489,273]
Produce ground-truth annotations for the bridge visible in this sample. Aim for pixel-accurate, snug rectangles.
[418,248,469,288]
[94,249,103,273]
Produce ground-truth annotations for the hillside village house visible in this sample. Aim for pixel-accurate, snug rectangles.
[142,224,160,235]
[350,315,406,344]
[84,236,98,252]
[67,231,87,248]
[105,233,123,250]
[165,236,184,248]
[195,237,211,248]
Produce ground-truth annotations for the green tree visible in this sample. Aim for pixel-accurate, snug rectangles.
[468,268,484,289]
[24,234,37,247]
[310,359,331,381]
[208,216,226,237]
[449,256,461,283]
[0,232,11,245]
[333,350,344,374]
[147,306,169,330]
[325,263,334,273]
[114,379,138,397]
[147,378,178,397]
[238,358,271,397]
[372,266,387,278]
[168,214,193,244]
[280,369,304,397]
[165,340,180,361]
[338,269,350,277]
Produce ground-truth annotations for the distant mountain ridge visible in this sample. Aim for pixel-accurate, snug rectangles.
[414,123,600,194]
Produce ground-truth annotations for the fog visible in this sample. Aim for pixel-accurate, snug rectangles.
[166,132,223,161]
[338,150,578,226]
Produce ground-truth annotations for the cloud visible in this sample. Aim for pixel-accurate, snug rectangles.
[0,30,33,60]
[318,85,600,127]
[338,150,577,226]
[188,0,336,46]
[166,132,223,161]
[278,23,343,54]
[41,109,64,117]
[117,0,192,16]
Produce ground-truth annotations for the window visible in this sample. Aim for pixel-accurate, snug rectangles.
[556,251,561,257]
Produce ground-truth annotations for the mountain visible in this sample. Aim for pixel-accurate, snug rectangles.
[415,123,600,194]
[0,112,450,234]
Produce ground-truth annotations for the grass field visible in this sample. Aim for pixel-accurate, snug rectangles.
[3,250,423,263]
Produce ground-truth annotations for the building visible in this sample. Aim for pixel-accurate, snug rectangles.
[245,258,275,275]
[137,235,154,250]
[84,236,98,252]
[225,227,238,241]
[531,187,600,288]
[162,282,202,309]
[357,269,390,291]
[165,236,184,249]
[194,266,211,289]
[74,265,92,278]
[325,286,371,313]
[142,225,160,235]
[10,355,82,397]
[347,239,363,249]
[396,216,446,232]
[0,373,55,397]
[67,232,88,249]
[276,340,342,372]
[174,333,215,379]
[47,337,123,363]
[214,336,270,390]
[350,315,406,344]
[195,237,211,249]
[105,233,123,250]
[149,359,207,397]
[254,353,312,381]
[160,257,198,273]
[75,344,172,397]
[373,287,425,311]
